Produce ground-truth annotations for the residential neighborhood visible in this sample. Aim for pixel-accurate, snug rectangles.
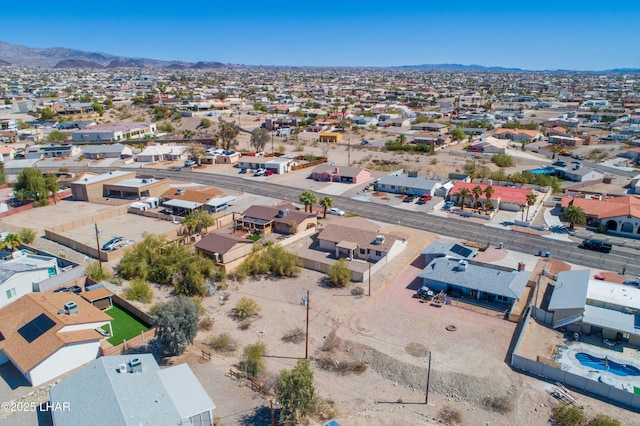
[1,41,640,426]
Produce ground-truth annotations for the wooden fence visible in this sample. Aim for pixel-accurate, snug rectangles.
[100,328,156,356]
[291,156,327,171]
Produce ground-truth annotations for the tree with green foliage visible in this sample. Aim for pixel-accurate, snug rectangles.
[91,102,105,116]
[125,277,153,303]
[235,244,302,280]
[551,404,586,426]
[154,296,200,355]
[484,185,495,212]
[525,191,538,221]
[44,173,59,204]
[299,190,317,213]
[183,210,214,235]
[199,118,212,128]
[182,130,195,139]
[471,185,483,211]
[1,233,21,252]
[14,168,50,203]
[454,187,471,210]
[243,342,266,377]
[277,360,315,425]
[40,107,55,120]
[319,196,334,219]
[250,127,269,152]
[395,134,407,145]
[15,119,29,130]
[161,123,174,133]
[561,205,586,229]
[153,105,170,121]
[85,261,112,282]
[47,130,68,143]
[328,258,351,287]
[413,115,430,124]
[217,118,240,150]
[450,127,466,141]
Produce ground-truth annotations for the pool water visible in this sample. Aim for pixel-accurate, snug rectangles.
[575,352,640,377]
[528,168,552,175]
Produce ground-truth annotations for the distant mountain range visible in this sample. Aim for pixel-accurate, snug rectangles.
[0,41,225,69]
[0,41,638,72]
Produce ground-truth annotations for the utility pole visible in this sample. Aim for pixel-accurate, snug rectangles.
[305,289,310,360]
[270,400,275,426]
[94,223,103,273]
[425,351,432,404]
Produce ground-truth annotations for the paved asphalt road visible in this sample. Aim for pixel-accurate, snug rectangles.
[39,166,640,276]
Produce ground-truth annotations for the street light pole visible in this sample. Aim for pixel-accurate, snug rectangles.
[305,289,310,360]
[94,223,103,273]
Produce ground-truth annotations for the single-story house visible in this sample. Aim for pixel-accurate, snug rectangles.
[411,122,448,133]
[310,165,371,184]
[160,187,223,216]
[449,181,535,212]
[418,258,529,308]
[237,156,296,174]
[82,143,133,159]
[374,174,451,197]
[195,232,254,272]
[494,128,543,142]
[70,171,170,202]
[0,251,60,308]
[136,145,189,162]
[421,241,478,265]
[549,135,584,146]
[0,292,112,386]
[469,136,509,154]
[49,354,216,426]
[235,204,317,235]
[549,163,604,182]
[0,146,15,162]
[319,132,343,143]
[413,132,452,149]
[545,270,640,345]
[72,121,157,142]
[560,195,640,235]
[317,222,407,263]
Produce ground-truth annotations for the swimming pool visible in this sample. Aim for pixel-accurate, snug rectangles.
[575,353,640,377]
[527,168,552,175]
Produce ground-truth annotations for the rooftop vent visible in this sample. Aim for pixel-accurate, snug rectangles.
[278,208,290,218]
[64,301,78,315]
[118,363,127,374]
[130,358,142,374]
[456,260,468,272]
[374,235,385,245]
[176,188,185,195]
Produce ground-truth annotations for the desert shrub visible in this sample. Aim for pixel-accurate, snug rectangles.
[235,297,261,320]
[199,316,214,331]
[18,228,37,244]
[85,261,112,282]
[243,342,266,376]
[328,258,351,287]
[282,328,305,344]
[308,396,338,422]
[482,395,513,414]
[124,277,153,303]
[321,329,341,352]
[316,355,367,375]
[491,153,514,167]
[552,405,586,426]
[587,414,621,426]
[438,405,463,425]
[206,333,237,353]
[238,319,253,330]
[235,245,301,279]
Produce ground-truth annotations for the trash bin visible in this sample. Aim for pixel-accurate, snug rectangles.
[538,250,543,257]
[498,242,503,249]
[545,251,551,258]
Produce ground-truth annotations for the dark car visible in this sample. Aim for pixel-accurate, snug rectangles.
[239,168,247,174]
[53,287,69,293]
[361,140,369,145]
[580,239,612,253]
[403,195,416,203]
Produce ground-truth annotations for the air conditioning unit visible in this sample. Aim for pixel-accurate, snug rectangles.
[64,301,78,315]
[118,363,127,374]
[374,235,385,245]
[130,358,142,373]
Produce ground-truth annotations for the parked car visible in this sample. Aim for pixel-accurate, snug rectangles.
[102,236,125,251]
[264,170,273,176]
[623,279,640,287]
[443,201,455,210]
[414,285,434,299]
[239,168,247,174]
[361,140,369,145]
[327,208,345,216]
[403,195,416,203]
[253,169,266,177]
[184,160,196,167]
[417,194,432,204]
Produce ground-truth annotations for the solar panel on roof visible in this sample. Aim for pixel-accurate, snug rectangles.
[18,313,56,343]
[450,244,473,258]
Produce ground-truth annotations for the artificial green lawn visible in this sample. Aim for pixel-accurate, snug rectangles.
[101,305,149,346]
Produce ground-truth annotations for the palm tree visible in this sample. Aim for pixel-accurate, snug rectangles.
[319,196,334,219]
[395,134,407,145]
[1,233,21,252]
[519,204,526,221]
[472,185,483,212]
[525,192,538,221]
[551,146,559,159]
[181,214,197,237]
[299,191,317,213]
[484,185,495,213]
[455,187,471,211]
[484,199,494,214]
[561,205,586,229]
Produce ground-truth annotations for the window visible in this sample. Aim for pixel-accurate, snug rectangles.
[359,249,365,255]
[496,295,509,303]
[376,251,382,256]
[6,288,16,299]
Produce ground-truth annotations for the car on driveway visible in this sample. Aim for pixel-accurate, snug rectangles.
[624,279,640,287]
[443,201,455,210]
[327,208,345,216]
[102,236,125,251]
[253,169,266,177]
[403,195,416,203]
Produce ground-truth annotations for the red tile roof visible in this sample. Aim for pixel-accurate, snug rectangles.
[561,195,640,219]
[451,182,533,204]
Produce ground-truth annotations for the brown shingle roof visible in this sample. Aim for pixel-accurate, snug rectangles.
[161,187,222,204]
[242,205,316,226]
[195,232,252,255]
[0,293,111,373]
[318,223,403,253]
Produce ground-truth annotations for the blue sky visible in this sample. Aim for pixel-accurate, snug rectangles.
[2,0,639,70]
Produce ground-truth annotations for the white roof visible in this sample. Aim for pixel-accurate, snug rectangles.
[205,195,237,207]
[588,280,640,311]
[72,170,131,185]
[157,363,216,418]
[162,199,202,209]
